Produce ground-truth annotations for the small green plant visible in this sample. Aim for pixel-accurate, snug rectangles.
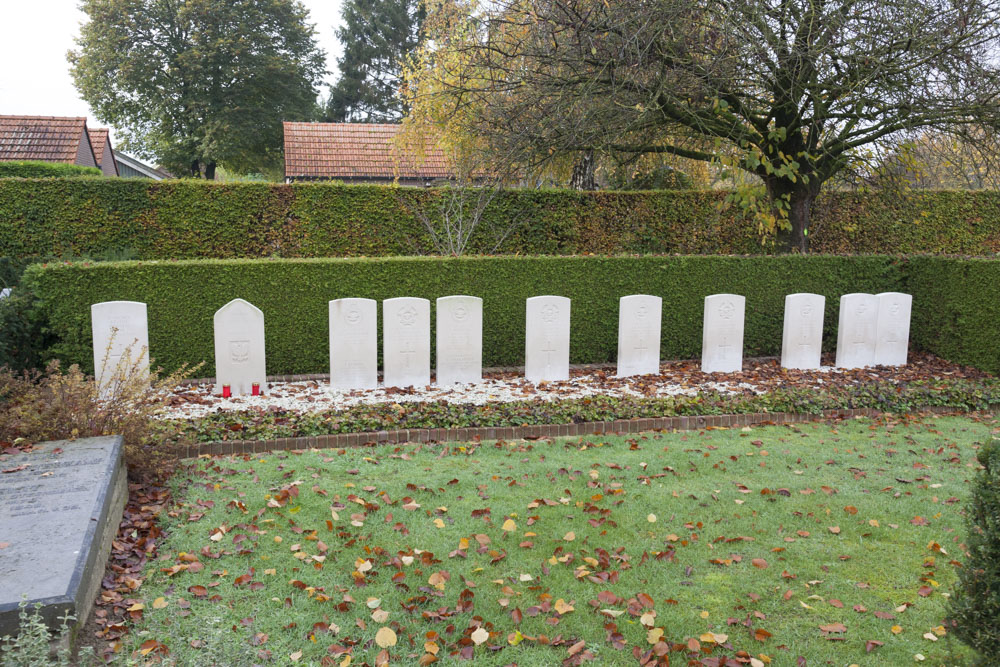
[948,437,1000,664]
[0,599,93,666]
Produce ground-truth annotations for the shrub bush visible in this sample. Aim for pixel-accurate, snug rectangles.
[0,358,195,476]
[0,161,102,178]
[2,180,1000,261]
[21,255,903,375]
[948,437,1000,664]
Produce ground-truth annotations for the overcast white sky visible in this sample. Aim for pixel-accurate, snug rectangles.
[0,0,345,141]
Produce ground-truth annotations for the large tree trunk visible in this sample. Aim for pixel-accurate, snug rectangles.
[766,178,820,253]
[205,162,217,181]
[190,159,201,178]
[570,150,596,190]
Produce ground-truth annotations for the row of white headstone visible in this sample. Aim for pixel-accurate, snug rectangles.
[90,292,912,395]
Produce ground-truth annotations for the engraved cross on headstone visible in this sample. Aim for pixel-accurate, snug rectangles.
[400,338,417,369]
[542,339,556,377]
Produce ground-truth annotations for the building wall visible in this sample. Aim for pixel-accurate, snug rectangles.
[98,141,118,177]
[74,134,98,168]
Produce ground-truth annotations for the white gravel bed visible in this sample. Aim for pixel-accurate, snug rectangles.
[164,370,768,418]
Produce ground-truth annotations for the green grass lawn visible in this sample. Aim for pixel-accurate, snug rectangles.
[123,415,995,665]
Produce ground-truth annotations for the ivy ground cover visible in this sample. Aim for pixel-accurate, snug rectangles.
[123,415,993,665]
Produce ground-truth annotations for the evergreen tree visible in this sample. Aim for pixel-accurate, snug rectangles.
[326,0,424,123]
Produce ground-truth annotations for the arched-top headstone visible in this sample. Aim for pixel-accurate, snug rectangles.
[835,293,878,369]
[617,295,662,378]
[436,295,483,385]
[383,297,431,388]
[701,294,745,373]
[875,292,912,366]
[91,301,149,395]
[329,298,377,390]
[781,293,825,370]
[214,298,266,396]
[525,296,571,383]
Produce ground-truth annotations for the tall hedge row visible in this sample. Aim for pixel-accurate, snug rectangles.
[0,162,102,178]
[22,255,903,376]
[907,256,1000,374]
[4,179,1000,260]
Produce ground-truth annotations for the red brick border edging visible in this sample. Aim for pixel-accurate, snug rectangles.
[181,406,960,459]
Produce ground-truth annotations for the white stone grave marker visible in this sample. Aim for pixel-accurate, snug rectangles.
[781,293,825,370]
[701,294,745,373]
[91,301,149,395]
[436,295,483,385]
[329,298,378,390]
[383,297,430,388]
[617,295,662,377]
[875,292,912,366]
[525,296,571,383]
[835,293,878,368]
[214,298,267,396]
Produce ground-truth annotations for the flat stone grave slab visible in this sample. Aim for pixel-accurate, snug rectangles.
[0,436,127,636]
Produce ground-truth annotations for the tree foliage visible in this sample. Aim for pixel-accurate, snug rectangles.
[326,0,425,122]
[949,437,1000,663]
[69,0,326,178]
[416,0,1000,250]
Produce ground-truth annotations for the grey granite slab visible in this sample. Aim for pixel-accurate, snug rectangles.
[0,436,126,636]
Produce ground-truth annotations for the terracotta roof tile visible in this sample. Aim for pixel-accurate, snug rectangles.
[88,128,109,166]
[0,115,88,163]
[283,122,454,180]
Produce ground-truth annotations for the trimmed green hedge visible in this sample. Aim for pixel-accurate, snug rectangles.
[3,180,1000,260]
[22,255,903,375]
[908,256,1000,374]
[0,161,102,178]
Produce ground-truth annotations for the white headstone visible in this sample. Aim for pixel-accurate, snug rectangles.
[835,293,878,369]
[875,292,912,366]
[436,295,483,385]
[525,296,571,383]
[329,298,378,390]
[701,294,745,373]
[616,295,662,377]
[91,301,149,395]
[383,297,430,388]
[0,288,11,300]
[781,293,826,370]
[214,298,267,396]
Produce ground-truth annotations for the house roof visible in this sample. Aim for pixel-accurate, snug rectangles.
[283,122,454,181]
[0,115,91,163]
[88,128,109,165]
[113,150,171,180]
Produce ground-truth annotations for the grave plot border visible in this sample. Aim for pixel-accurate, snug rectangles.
[179,406,963,459]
